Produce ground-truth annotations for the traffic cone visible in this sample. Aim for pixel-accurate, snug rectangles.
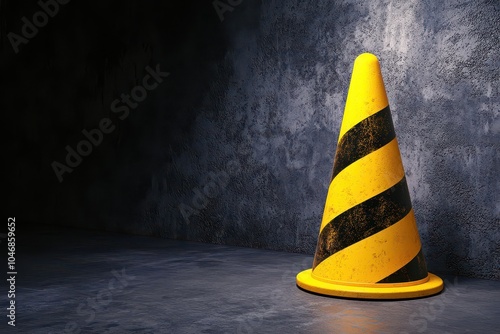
[296,53,443,299]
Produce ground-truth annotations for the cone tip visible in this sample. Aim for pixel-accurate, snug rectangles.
[354,53,380,66]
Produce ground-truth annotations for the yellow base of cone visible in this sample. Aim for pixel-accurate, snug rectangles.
[296,269,443,299]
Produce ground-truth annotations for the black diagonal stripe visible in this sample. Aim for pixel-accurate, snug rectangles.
[331,106,395,182]
[313,176,412,269]
[377,248,428,283]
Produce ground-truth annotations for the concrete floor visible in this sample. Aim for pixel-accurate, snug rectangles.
[2,225,499,334]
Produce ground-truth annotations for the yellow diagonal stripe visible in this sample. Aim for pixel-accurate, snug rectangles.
[320,138,405,232]
[313,209,421,284]
[338,53,389,142]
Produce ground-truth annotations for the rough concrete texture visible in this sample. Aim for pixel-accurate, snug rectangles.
[4,0,499,280]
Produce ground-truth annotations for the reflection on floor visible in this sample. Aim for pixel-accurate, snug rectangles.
[3,225,499,333]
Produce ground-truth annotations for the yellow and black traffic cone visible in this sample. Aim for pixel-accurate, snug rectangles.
[296,53,443,299]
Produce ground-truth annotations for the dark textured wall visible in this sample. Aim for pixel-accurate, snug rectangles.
[4,0,499,280]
